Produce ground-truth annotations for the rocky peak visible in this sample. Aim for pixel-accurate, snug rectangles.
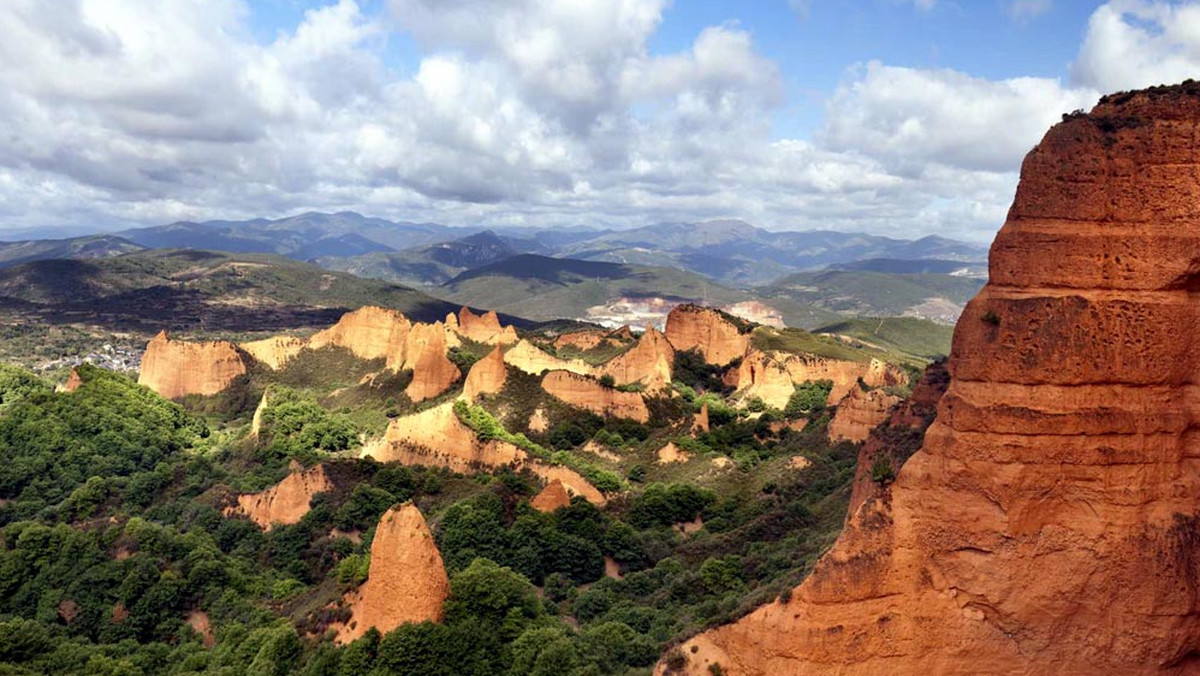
[137,332,249,399]
[336,503,449,643]
[657,83,1200,675]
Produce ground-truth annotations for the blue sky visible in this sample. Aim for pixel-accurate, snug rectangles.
[0,0,1196,240]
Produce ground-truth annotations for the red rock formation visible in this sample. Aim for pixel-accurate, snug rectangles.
[728,349,905,409]
[504,339,595,376]
[456,307,518,345]
[309,306,411,361]
[461,346,507,400]
[664,304,749,366]
[363,403,606,505]
[363,402,525,471]
[658,84,1200,675]
[60,368,82,393]
[337,503,449,643]
[530,478,571,512]
[528,406,549,433]
[138,331,249,399]
[227,463,332,530]
[399,321,459,402]
[240,335,305,370]
[602,326,675,393]
[542,370,650,422]
[186,610,216,648]
[826,387,902,443]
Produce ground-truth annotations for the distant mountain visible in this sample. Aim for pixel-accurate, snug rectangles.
[117,212,458,260]
[831,258,987,277]
[438,253,756,323]
[0,234,144,268]
[320,230,531,286]
[0,249,476,335]
[758,269,985,324]
[554,220,989,286]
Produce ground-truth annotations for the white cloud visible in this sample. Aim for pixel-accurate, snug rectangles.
[1006,0,1052,22]
[1071,0,1200,91]
[0,0,1197,243]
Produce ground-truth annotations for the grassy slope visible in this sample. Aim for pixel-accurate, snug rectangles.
[758,269,984,317]
[815,317,956,361]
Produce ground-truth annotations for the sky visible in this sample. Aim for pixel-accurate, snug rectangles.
[0,1,1198,242]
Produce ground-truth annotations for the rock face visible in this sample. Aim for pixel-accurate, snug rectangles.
[826,387,902,443]
[664,304,749,366]
[456,307,519,345]
[657,85,1200,675]
[239,336,305,370]
[138,331,249,399]
[728,349,905,410]
[504,339,595,376]
[337,503,449,643]
[60,368,82,393]
[309,306,411,361]
[602,326,675,393]
[364,402,525,471]
[398,321,460,402]
[692,404,710,434]
[542,370,650,423]
[228,463,332,530]
[554,329,610,351]
[461,346,507,400]
[530,479,571,512]
[363,403,606,505]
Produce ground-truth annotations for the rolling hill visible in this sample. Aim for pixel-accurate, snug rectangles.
[319,230,533,286]
[757,269,985,324]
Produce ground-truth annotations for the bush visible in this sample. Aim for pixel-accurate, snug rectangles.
[784,380,833,419]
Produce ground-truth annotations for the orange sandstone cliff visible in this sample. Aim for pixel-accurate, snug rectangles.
[657,84,1200,675]
[239,336,305,370]
[398,321,460,402]
[504,339,595,376]
[826,387,902,443]
[728,349,905,409]
[336,503,449,643]
[461,345,507,400]
[602,326,676,393]
[542,370,651,423]
[138,331,249,399]
[309,306,411,361]
[227,463,332,530]
[664,304,750,366]
[455,307,519,345]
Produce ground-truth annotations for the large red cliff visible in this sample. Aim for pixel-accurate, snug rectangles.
[658,84,1200,675]
[138,331,249,399]
[336,503,449,643]
[601,326,675,393]
[664,305,750,366]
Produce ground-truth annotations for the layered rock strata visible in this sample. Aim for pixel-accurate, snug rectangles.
[336,503,449,643]
[727,350,905,410]
[656,84,1200,675]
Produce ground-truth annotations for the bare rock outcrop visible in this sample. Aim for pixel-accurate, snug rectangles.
[226,463,332,530]
[554,329,609,351]
[336,503,449,643]
[658,84,1200,675]
[530,478,571,512]
[60,368,82,393]
[664,304,749,366]
[541,370,650,422]
[365,403,606,505]
[728,349,905,410]
[692,404,710,434]
[398,321,459,402]
[504,339,595,376]
[826,387,901,443]
[309,306,411,361]
[461,346,507,400]
[239,336,305,370]
[456,307,518,345]
[138,331,249,399]
[602,326,675,393]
